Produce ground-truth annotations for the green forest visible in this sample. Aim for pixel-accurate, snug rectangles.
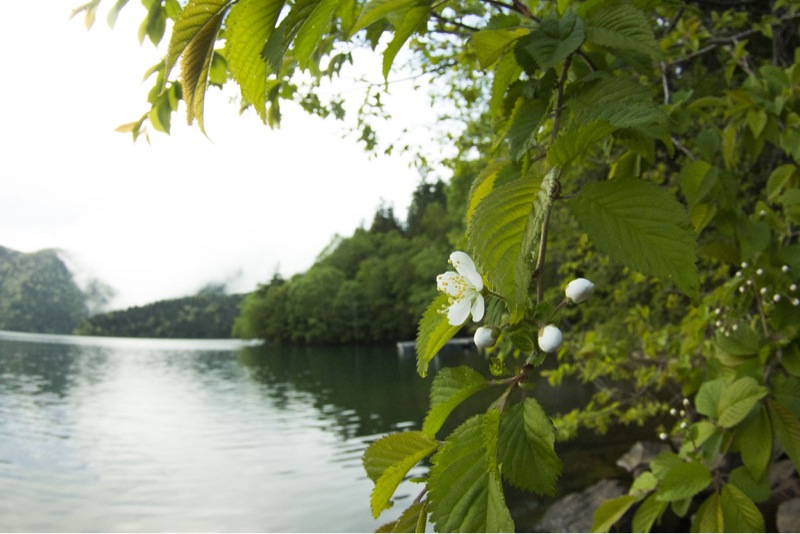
[233,179,473,343]
[78,0,800,532]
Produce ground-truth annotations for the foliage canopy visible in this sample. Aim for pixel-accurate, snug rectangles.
[77,0,800,531]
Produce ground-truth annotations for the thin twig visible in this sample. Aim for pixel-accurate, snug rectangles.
[550,55,572,145]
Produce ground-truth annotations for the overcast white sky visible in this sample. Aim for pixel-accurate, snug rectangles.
[0,1,437,309]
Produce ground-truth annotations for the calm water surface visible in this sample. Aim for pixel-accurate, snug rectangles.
[0,331,640,532]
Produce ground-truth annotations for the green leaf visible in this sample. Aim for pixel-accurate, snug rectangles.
[591,494,637,533]
[472,27,529,69]
[715,323,762,357]
[225,0,284,122]
[423,366,488,438]
[362,431,439,518]
[106,0,130,28]
[377,501,427,533]
[717,377,767,428]
[507,98,547,161]
[767,398,800,470]
[428,414,514,532]
[584,3,660,60]
[720,484,765,532]
[382,4,430,79]
[633,493,668,533]
[692,492,723,533]
[416,293,461,377]
[497,398,562,495]
[467,173,547,321]
[656,460,711,502]
[167,0,232,131]
[571,76,666,130]
[695,378,729,420]
[728,466,770,503]
[679,161,718,207]
[519,9,584,70]
[567,178,699,299]
[766,164,797,201]
[735,405,772,480]
[490,53,523,118]
[350,0,428,36]
[547,120,615,168]
[466,160,514,222]
[292,0,340,70]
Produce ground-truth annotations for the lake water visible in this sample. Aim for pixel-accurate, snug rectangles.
[0,331,643,532]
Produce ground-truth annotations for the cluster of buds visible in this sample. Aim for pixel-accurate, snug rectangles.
[472,276,595,352]
[733,262,799,311]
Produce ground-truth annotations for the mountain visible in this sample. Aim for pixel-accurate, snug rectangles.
[0,246,110,334]
[74,293,245,338]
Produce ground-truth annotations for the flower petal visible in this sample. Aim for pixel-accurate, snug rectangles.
[446,298,471,326]
[470,294,485,322]
[437,271,462,297]
[450,251,483,291]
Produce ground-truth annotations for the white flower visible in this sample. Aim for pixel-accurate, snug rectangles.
[437,251,485,326]
[537,325,563,353]
[565,278,595,303]
[473,327,496,349]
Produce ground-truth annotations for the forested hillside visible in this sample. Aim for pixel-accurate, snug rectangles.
[233,179,472,343]
[0,246,94,334]
[75,289,244,338]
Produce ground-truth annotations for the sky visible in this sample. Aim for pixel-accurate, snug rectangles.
[0,1,436,309]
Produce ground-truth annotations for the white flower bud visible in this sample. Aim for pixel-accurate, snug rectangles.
[790,284,798,292]
[659,432,668,441]
[473,326,496,349]
[774,294,782,303]
[782,265,790,273]
[756,268,764,276]
[538,325,563,353]
[741,262,749,269]
[565,278,595,304]
[669,408,678,416]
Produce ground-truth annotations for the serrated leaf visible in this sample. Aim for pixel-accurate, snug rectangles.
[720,484,765,532]
[519,9,584,70]
[490,53,523,118]
[734,405,772,480]
[362,431,439,518]
[714,323,762,357]
[225,0,284,122]
[376,500,427,532]
[548,120,615,167]
[468,170,557,321]
[262,0,319,74]
[695,378,729,420]
[292,0,340,69]
[507,98,547,161]
[428,414,514,532]
[656,460,711,502]
[591,494,637,533]
[692,492,723,533]
[466,160,513,222]
[728,466,770,503]
[567,178,699,299]
[571,76,666,129]
[498,398,562,495]
[168,0,232,131]
[767,398,800,470]
[382,4,430,79]
[717,377,766,428]
[423,366,488,438]
[416,293,461,377]
[350,0,428,36]
[633,493,668,533]
[584,3,660,60]
[472,27,529,69]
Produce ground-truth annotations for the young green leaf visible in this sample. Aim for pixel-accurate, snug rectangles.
[381,5,430,79]
[734,405,772,480]
[225,0,285,122]
[591,494,637,533]
[428,414,514,532]
[717,377,766,428]
[767,398,800,470]
[692,491,723,533]
[416,293,461,377]
[350,0,428,37]
[632,493,668,533]
[547,120,615,168]
[583,3,660,61]
[422,366,488,438]
[507,98,548,161]
[292,0,341,70]
[695,378,729,420]
[656,461,711,502]
[570,76,666,130]
[362,431,439,518]
[497,398,562,495]
[376,500,427,533]
[472,27,529,69]
[518,9,585,70]
[567,178,699,299]
[720,484,765,532]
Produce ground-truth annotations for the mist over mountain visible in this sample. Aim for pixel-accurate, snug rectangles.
[0,245,113,334]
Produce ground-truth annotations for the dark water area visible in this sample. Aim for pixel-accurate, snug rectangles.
[0,331,648,532]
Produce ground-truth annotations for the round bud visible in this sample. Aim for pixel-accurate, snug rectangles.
[473,326,496,349]
[537,325,563,353]
[565,278,595,304]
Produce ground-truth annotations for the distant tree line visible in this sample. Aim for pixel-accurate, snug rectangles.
[233,178,472,344]
[75,291,244,338]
